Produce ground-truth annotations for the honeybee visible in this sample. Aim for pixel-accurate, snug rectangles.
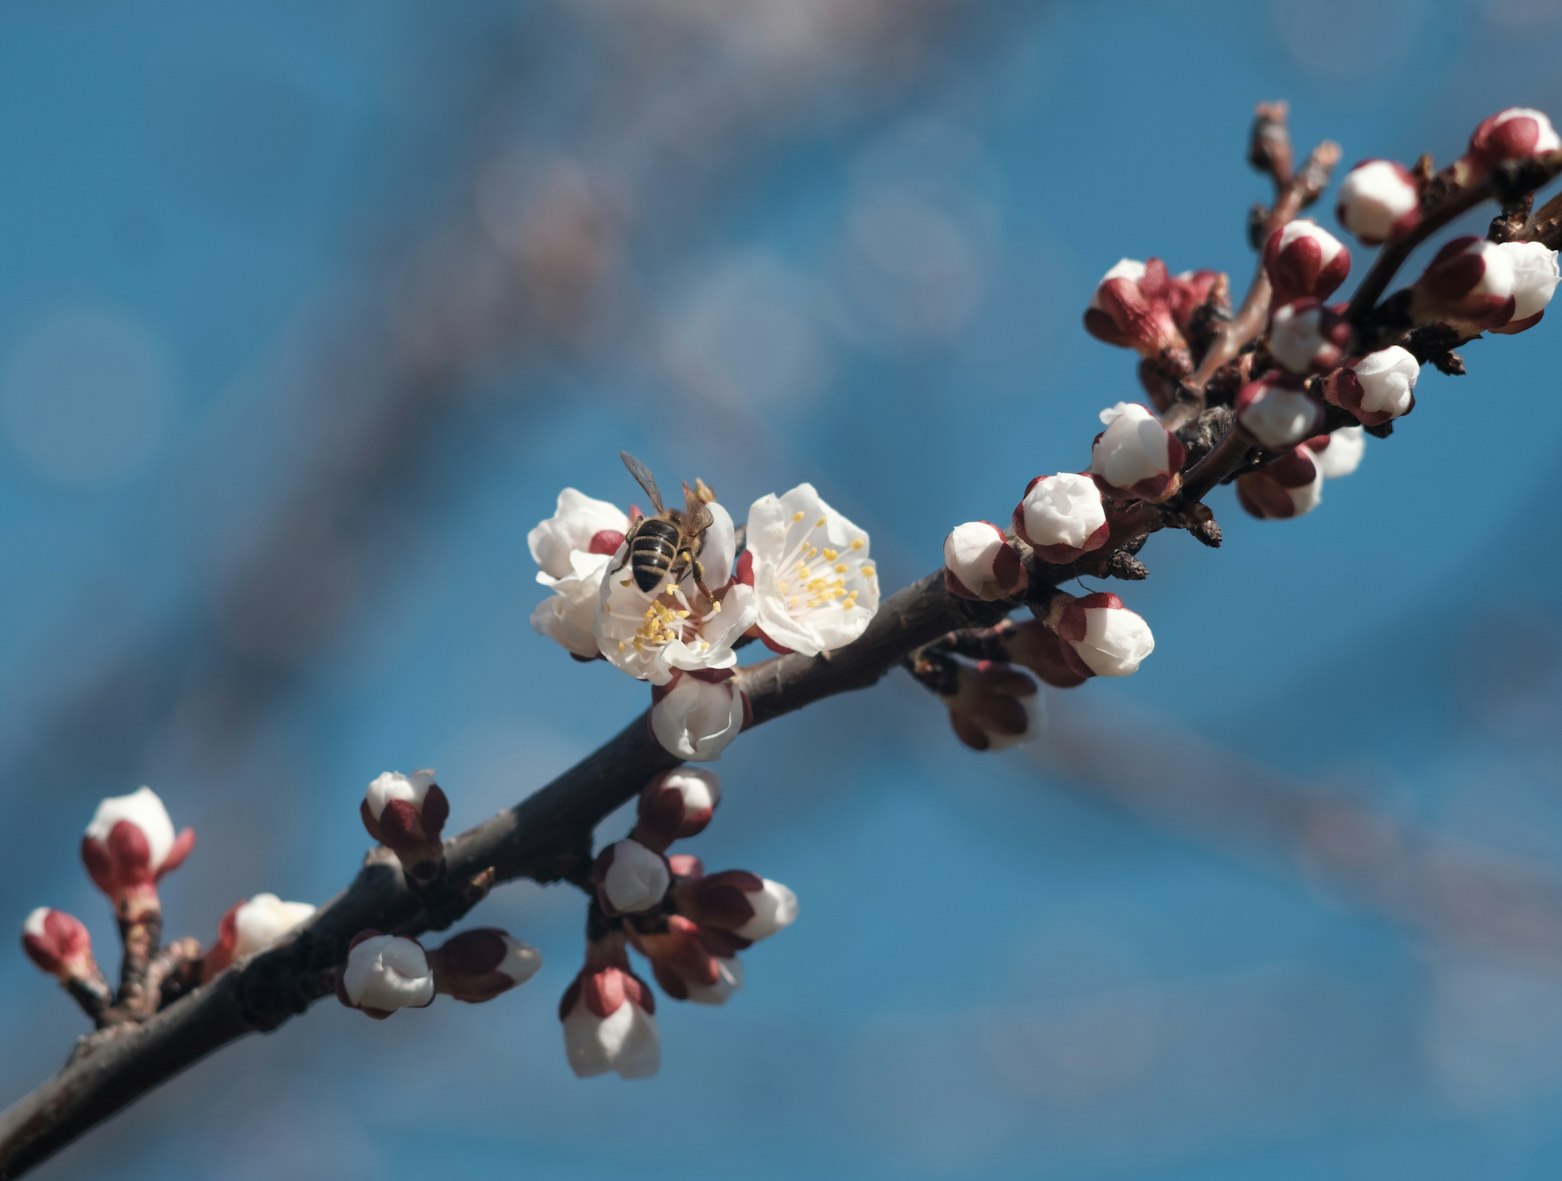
[616,450,716,598]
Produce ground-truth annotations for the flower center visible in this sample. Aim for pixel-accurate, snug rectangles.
[776,513,873,611]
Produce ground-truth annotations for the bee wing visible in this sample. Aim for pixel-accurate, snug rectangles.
[683,497,714,536]
[620,450,665,515]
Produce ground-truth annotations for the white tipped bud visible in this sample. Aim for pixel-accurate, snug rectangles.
[1335,159,1420,245]
[1090,403,1184,501]
[1012,473,1109,564]
[1322,345,1420,427]
[338,933,435,1017]
[594,839,672,916]
[1234,377,1326,450]
[942,521,1027,600]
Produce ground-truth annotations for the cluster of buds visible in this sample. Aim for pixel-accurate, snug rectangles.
[342,772,540,1018]
[529,474,882,763]
[22,785,320,1028]
[1083,258,1223,358]
[563,767,797,1078]
[337,927,542,1018]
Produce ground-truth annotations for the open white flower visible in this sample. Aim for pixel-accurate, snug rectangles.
[596,568,755,685]
[531,550,615,658]
[744,484,879,656]
[528,489,628,581]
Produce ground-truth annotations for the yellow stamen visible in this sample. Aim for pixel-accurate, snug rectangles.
[792,511,805,522]
[850,538,864,551]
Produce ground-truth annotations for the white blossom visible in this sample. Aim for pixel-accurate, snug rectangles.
[341,934,435,1013]
[596,839,671,916]
[1090,403,1182,499]
[1495,241,1560,330]
[1235,380,1325,449]
[942,521,1025,600]
[85,787,177,873]
[364,769,437,822]
[528,489,628,581]
[1312,427,1365,479]
[531,550,615,658]
[1335,160,1420,244]
[1013,473,1107,558]
[231,894,315,959]
[561,964,660,1079]
[649,672,747,762]
[596,559,755,685]
[745,484,879,656]
[1055,593,1155,678]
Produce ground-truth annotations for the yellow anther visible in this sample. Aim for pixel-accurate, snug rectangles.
[822,548,838,561]
[816,516,826,527]
[850,538,864,551]
[792,511,805,522]
[860,565,875,578]
[834,563,847,574]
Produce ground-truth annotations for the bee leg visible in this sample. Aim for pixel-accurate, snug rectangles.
[614,523,638,586]
[690,556,717,604]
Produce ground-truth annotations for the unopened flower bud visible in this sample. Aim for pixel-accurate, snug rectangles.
[560,953,660,1079]
[1263,219,1350,305]
[1167,268,1226,336]
[1268,299,1351,375]
[995,618,1088,689]
[1468,107,1561,169]
[1413,236,1517,330]
[649,669,749,762]
[529,489,630,581]
[336,931,435,1018]
[1489,241,1559,335]
[1335,159,1421,245]
[1234,376,1326,449]
[1235,446,1324,519]
[201,893,316,980]
[1047,592,1155,679]
[676,871,799,943]
[668,853,704,880]
[943,522,1027,600]
[594,839,672,917]
[1305,426,1365,479]
[361,769,449,885]
[427,928,541,1002]
[635,768,721,849]
[1090,403,1185,502]
[1083,258,1185,355]
[22,909,97,981]
[1321,345,1419,426]
[81,787,196,921]
[940,660,1045,752]
[1012,474,1110,564]
[628,915,743,1005]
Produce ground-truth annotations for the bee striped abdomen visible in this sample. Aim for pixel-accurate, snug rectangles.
[628,520,681,592]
